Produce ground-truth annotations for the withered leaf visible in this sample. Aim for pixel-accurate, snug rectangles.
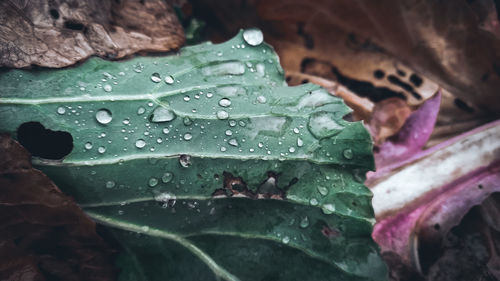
[0,134,115,281]
[0,0,184,68]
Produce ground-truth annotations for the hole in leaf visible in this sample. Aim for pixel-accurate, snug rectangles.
[49,9,60,19]
[64,20,85,31]
[17,122,73,160]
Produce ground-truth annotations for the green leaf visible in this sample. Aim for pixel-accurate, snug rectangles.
[0,29,386,281]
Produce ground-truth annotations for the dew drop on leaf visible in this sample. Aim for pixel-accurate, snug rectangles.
[57,106,66,114]
[282,236,290,244]
[225,129,233,136]
[148,177,158,187]
[95,109,112,124]
[243,28,264,46]
[137,106,146,115]
[343,148,353,159]
[150,107,175,123]
[321,203,336,214]
[297,138,304,147]
[299,216,310,228]
[161,172,173,183]
[317,186,329,196]
[216,110,229,120]
[106,181,115,188]
[151,73,161,83]
[218,98,231,107]
[135,139,146,148]
[164,75,174,84]
[289,147,296,153]
[183,133,192,141]
[84,142,93,150]
[98,146,106,154]
[228,138,239,147]
[309,198,319,206]
[103,84,112,92]
[308,112,344,139]
[256,95,267,104]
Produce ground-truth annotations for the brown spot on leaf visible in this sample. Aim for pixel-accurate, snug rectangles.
[321,225,340,238]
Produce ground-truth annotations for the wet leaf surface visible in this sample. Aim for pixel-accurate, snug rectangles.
[0,30,386,281]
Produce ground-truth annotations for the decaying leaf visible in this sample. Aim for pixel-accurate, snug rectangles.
[0,0,184,68]
[193,0,440,107]
[0,134,115,281]
[0,30,387,280]
[370,120,500,279]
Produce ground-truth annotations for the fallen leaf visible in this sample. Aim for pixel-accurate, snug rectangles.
[0,134,115,281]
[0,0,184,68]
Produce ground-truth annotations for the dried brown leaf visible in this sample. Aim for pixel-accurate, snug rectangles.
[0,0,184,68]
[0,134,115,281]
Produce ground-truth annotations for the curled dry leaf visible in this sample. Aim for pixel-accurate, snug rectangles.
[370,120,500,279]
[0,0,184,68]
[0,134,115,281]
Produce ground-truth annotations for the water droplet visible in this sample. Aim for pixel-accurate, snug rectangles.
[162,172,173,183]
[202,62,245,76]
[95,109,112,124]
[183,133,192,141]
[183,117,193,126]
[216,110,229,120]
[256,95,267,104]
[179,155,191,168]
[321,203,336,214]
[133,63,144,73]
[317,186,328,196]
[293,128,300,134]
[98,146,106,154]
[57,107,66,114]
[243,28,264,46]
[162,128,170,134]
[229,120,237,127]
[289,147,296,153]
[258,142,264,148]
[106,181,115,188]
[309,198,318,206]
[141,226,150,232]
[297,138,304,147]
[256,63,265,77]
[148,177,159,187]
[225,129,233,136]
[164,75,174,84]
[220,146,227,152]
[84,142,93,150]
[122,118,130,125]
[150,107,176,122]
[228,138,239,147]
[299,216,310,228]
[206,92,213,98]
[282,236,290,244]
[308,112,344,139]
[103,84,112,92]
[151,73,161,83]
[135,139,146,148]
[343,148,353,159]
[155,192,176,208]
[184,96,191,102]
[218,98,231,107]
[238,121,246,127]
[137,107,146,115]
